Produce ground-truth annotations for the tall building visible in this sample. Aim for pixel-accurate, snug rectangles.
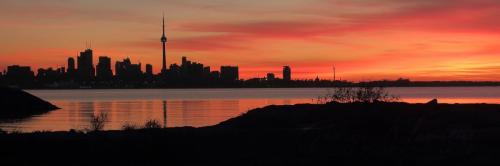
[203,66,211,78]
[182,56,187,66]
[220,66,239,82]
[77,49,95,82]
[283,66,291,81]
[144,64,154,82]
[145,64,153,76]
[66,57,76,80]
[67,57,76,74]
[96,56,113,81]
[115,58,142,82]
[160,15,168,74]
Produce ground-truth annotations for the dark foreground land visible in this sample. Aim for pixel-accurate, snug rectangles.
[3,102,500,166]
[0,87,58,119]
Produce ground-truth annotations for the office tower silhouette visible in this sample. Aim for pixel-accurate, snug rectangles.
[66,57,76,80]
[220,66,239,82]
[77,49,95,82]
[67,58,76,74]
[96,56,113,81]
[6,65,35,86]
[146,64,153,76]
[37,67,65,84]
[115,58,142,82]
[283,66,291,81]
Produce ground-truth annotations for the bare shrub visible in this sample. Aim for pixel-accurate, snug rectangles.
[122,122,138,130]
[322,86,400,104]
[143,119,162,129]
[329,87,356,103]
[89,112,108,132]
[355,86,400,103]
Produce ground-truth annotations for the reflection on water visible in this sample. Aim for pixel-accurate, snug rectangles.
[0,98,309,132]
[1,87,500,132]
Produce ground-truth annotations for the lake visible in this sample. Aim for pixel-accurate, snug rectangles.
[1,87,500,132]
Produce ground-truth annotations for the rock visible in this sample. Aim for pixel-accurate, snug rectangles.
[0,87,59,119]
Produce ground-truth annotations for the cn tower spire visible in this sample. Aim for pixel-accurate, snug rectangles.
[162,13,165,36]
[161,13,167,74]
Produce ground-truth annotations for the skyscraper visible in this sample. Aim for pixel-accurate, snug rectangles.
[146,64,153,76]
[77,49,95,82]
[96,56,112,81]
[67,57,75,74]
[283,66,291,81]
[161,15,167,75]
[145,64,154,82]
[220,66,239,82]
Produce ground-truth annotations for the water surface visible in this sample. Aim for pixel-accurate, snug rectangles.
[1,87,499,132]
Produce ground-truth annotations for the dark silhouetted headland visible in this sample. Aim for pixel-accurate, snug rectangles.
[0,87,58,119]
[2,101,500,165]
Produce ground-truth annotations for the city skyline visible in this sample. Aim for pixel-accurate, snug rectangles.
[1,0,500,81]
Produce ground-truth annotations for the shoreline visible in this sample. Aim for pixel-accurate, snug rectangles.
[17,85,500,90]
[2,102,500,165]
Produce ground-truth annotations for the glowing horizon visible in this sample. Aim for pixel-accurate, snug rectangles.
[1,0,500,81]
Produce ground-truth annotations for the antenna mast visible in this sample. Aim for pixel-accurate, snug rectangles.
[333,66,336,81]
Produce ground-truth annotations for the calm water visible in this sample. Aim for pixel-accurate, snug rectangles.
[1,87,500,132]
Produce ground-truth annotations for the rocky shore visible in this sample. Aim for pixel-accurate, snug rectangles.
[0,87,58,119]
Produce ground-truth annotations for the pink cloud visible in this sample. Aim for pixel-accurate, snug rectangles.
[331,0,500,34]
[120,34,249,52]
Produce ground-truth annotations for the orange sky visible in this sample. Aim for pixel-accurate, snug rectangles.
[1,0,500,81]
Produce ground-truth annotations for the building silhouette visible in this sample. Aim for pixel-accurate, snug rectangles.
[5,65,35,86]
[37,67,65,85]
[145,64,154,82]
[220,66,239,82]
[267,73,275,81]
[115,58,142,82]
[66,57,76,81]
[165,56,213,85]
[210,71,220,81]
[181,56,205,80]
[77,49,95,82]
[96,56,113,81]
[67,57,76,76]
[0,16,249,88]
[145,64,153,76]
[283,66,291,81]
[160,15,168,75]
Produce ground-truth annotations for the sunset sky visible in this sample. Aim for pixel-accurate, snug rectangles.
[1,0,500,81]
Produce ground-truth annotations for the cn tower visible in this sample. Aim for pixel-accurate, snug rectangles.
[161,14,167,74]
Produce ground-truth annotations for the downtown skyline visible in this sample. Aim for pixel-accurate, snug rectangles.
[2,0,500,81]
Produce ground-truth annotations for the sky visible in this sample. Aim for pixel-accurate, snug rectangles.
[1,0,500,81]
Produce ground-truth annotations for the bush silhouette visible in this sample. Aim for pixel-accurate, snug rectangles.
[88,112,108,132]
[143,120,161,129]
[121,122,138,130]
[322,86,399,104]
